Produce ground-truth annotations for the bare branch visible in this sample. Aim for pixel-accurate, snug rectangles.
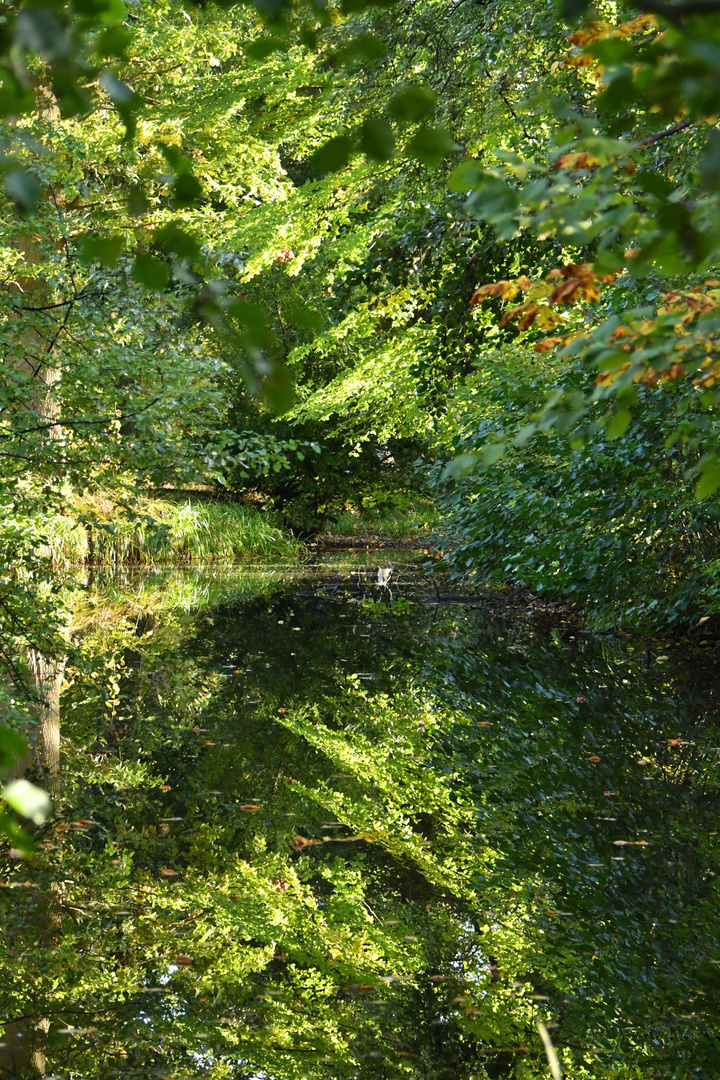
[637,117,694,147]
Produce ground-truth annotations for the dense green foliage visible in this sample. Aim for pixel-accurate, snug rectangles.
[3,0,720,674]
[3,0,720,1074]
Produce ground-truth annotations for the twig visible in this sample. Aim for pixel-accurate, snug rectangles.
[499,91,538,145]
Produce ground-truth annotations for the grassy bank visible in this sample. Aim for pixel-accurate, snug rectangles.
[323,497,440,539]
[41,495,300,566]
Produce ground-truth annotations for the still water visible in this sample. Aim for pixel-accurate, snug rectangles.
[3,555,719,1079]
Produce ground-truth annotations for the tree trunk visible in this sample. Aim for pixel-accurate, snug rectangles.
[0,878,63,1077]
[26,650,64,800]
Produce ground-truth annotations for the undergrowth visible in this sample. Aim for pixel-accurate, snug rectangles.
[40,495,299,566]
[324,496,439,538]
[431,354,720,633]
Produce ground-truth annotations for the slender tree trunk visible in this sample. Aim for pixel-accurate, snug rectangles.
[0,879,63,1077]
[27,650,65,800]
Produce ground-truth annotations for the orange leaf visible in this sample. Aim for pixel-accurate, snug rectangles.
[499,302,538,328]
[518,309,539,330]
[579,281,602,302]
[548,279,583,306]
[569,21,614,47]
[534,336,565,353]
[563,53,597,67]
[469,280,519,306]
[554,151,600,171]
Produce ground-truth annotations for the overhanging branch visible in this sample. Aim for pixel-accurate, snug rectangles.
[635,0,720,24]
[637,117,694,147]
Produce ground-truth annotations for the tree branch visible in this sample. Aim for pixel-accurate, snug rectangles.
[637,117,693,147]
[635,0,720,25]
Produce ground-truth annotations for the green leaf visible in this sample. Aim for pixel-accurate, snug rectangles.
[126,186,149,217]
[359,117,396,161]
[605,409,632,440]
[285,301,324,330]
[173,172,203,208]
[52,71,93,117]
[479,442,506,467]
[251,0,291,14]
[559,0,592,19]
[2,779,51,825]
[340,0,396,11]
[309,135,354,174]
[441,452,480,480]
[388,85,436,123]
[133,254,170,290]
[406,127,459,166]
[245,38,285,60]
[0,728,27,764]
[701,128,720,191]
[78,233,125,268]
[99,70,137,106]
[335,33,386,65]
[15,7,69,60]
[263,363,295,415]
[158,142,193,174]
[4,168,41,212]
[697,457,720,498]
[153,223,200,260]
[228,300,274,348]
[448,161,485,193]
[95,25,133,59]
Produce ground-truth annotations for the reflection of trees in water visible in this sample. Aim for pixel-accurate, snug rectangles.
[2,573,719,1078]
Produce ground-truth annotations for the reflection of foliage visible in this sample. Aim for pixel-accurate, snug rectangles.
[2,569,719,1078]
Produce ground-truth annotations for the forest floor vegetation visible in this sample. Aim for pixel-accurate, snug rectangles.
[38,494,299,567]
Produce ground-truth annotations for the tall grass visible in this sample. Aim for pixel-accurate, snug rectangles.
[40,496,299,566]
[325,499,439,538]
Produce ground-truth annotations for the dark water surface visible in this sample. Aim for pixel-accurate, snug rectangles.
[4,556,720,1079]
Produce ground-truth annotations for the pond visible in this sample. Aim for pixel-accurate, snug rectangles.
[2,555,719,1079]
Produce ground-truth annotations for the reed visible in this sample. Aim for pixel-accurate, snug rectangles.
[39,495,299,566]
